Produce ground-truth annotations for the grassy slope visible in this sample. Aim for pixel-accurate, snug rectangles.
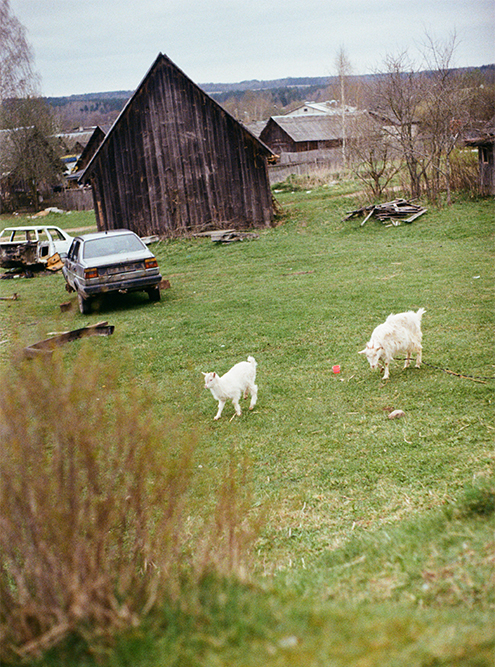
[1,191,494,666]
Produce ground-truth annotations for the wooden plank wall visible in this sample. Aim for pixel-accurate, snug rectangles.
[87,55,274,236]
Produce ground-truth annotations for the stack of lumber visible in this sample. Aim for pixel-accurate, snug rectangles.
[344,199,427,226]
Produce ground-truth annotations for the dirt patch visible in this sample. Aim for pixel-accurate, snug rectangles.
[67,226,97,233]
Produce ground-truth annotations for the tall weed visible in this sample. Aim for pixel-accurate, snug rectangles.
[0,346,261,662]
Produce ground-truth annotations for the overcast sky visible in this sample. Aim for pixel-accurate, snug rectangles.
[9,0,495,97]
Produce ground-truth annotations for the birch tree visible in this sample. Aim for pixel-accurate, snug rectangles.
[0,0,37,102]
[335,47,352,171]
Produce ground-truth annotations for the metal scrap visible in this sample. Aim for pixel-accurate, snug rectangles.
[24,321,115,357]
[46,253,64,271]
[344,198,427,226]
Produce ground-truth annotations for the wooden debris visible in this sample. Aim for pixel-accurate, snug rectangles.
[344,198,427,226]
[141,235,161,245]
[193,229,259,243]
[24,321,115,358]
[0,293,19,300]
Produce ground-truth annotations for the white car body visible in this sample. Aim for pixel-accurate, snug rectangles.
[0,225,74,268]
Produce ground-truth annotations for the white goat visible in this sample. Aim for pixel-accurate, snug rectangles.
[203,356,258,420]
[359,308,425,380]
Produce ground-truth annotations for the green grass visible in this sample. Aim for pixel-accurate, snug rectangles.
[1,189,494,666]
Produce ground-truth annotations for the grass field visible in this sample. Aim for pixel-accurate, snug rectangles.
[1,185,494,666]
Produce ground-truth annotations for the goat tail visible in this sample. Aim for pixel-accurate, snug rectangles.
[247,355,257,367]
[417,307,426,319]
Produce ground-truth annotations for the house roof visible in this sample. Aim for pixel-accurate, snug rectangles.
[264,114,365,142]
[465,128,495,146]
[285,101,357,116]
[54,128,96,153]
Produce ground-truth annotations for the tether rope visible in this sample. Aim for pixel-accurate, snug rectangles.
[395,358,495,384]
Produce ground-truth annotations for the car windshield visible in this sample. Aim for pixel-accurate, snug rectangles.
[83,234,145,259]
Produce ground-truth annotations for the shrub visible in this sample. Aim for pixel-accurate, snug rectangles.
[449,148,481,196]
[272,169,341,192]
[0,346,260,663]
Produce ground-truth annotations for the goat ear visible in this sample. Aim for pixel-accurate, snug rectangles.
[358,349,367,355]
[201,372,207,376]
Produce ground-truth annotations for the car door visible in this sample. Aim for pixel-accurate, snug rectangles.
[46,227,72,257]
[63,239,81,287]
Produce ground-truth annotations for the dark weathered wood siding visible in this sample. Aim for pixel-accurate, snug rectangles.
[465,134,495,196]
[83,54,275,235]
[479,143,495,195]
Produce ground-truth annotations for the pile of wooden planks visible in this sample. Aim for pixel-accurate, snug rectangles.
[344,198,427,227]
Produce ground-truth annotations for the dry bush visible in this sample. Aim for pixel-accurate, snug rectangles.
[273,169,340,192]
[449,148,482,195]
[0,346,260,663]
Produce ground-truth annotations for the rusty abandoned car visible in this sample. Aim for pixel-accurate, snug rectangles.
[0,225,74,269]
[62,229,162,314]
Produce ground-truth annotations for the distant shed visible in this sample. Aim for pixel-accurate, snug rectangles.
[465,130,495,196]
[82,53,276,236]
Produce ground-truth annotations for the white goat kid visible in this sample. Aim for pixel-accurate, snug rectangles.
[203,356,258,420]
[359,308,425,380]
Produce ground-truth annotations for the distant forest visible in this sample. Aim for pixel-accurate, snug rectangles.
[47,65,495,132]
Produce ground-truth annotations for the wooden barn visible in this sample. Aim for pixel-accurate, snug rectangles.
[260,115,348,154]
[81,54,276,236]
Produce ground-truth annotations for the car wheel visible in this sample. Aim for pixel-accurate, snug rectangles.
[147,286,161,302]
[77,292,92,314]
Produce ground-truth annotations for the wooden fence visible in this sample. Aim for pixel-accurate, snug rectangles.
[47,188,94,211]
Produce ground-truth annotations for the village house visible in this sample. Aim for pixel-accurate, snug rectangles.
[284,100,357,116]
[81,53,276,236]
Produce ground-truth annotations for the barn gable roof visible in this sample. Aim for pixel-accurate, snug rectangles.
[261,113,365,144]
[81,53,276,235]
[83,53,274,180]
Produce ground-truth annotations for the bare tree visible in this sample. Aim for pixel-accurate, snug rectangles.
[348,112,401,197]
[0,1,63,211]
[372,51,426,198]
[370,34,479,202]
[2,96,63,209]
[335,47,352,171]
[419,32,470,203]
[0,0,38,101]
